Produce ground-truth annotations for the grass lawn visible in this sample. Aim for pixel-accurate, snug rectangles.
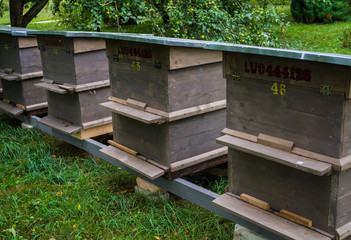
[0,114,233,240]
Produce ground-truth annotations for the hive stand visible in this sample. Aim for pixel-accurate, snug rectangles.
[94,33,228,180]
[27,30,113,139]
[0,26,47,116]
[207,42,351,239]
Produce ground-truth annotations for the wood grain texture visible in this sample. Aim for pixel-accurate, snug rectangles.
[73,38,106,54]
[221,128,258,142]
[18,37,38,49]
[38,115,82,134]
[213,193,331,240]
[217,135,332,176]
[257,133,294,152]
[100,145,165,180]
[227,148,332,232]
[0,100,23,115]
[169,47,222,70]
[279,209,312,228]
[72,123,112,139]
[240,193,270,210]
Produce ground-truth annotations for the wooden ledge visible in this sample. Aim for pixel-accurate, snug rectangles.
[337,221,351,240]
[38,115,81,135]
[2,71,43,81]
[213,193,331,240]
[0,101,24,116]
[100,101,165,124]
[216,135,332,176]
[100,145,166,180]
[35,82,69,94]
[170,147,228,172]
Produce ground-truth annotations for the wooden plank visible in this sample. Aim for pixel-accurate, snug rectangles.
[35,82,69,94]
[346,66,351,99]
[292,147,340,171]
[72,123,112,140]
[257,133,294,152]
[18,37,38,49]
[73,38,106,54]
[59,80,110,92]
[228,148,332,232]
[279,209,313,228]
[126,98,147,111]
[0,100,24,116]
[337,221,351,239]
[100,101,164,124]
[81,117,112,130]
[170,147,227,172]
[108,140,138,156]
[217,135,332,176]
[240,193,271,210]
[212,194,331,240]
[169,47,222,70]
[168,100,226,122]
[100,145,165,180]
[221,128,258,142]
[15,103,25,110]
[38,115,82,135]
[18,71,43,80]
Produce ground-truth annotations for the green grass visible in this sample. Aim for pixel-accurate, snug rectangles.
[280,22,351,55]
[0,114,234,240]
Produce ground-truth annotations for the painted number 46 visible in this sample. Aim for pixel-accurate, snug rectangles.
[271,83,286,96]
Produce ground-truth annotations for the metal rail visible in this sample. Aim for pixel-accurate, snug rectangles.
[12,113,285,240]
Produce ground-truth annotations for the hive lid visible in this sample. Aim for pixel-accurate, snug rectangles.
[27,29,153,38]
[0,25,35,36]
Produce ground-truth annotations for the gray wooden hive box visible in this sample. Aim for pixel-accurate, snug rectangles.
[208,43,351,240]
[95,33,227,180]
[0,26,47,116]
[28,30,112,139]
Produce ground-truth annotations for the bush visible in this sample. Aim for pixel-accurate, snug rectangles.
[291,0,351,23]
[340,26,351,48]
[148,0,286,47]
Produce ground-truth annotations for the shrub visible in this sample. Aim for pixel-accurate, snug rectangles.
[291,0,351,23]
[148,0,286,47]
[340,26,351,48]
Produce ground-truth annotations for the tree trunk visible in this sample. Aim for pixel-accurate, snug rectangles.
[10,0,49,28]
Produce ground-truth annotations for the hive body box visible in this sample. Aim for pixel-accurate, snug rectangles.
[31,31,112,139]
[97,34,227,179]
[211,44,351,240]
[0,27,46,115]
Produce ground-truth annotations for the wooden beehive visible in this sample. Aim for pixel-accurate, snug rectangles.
[98,36,227,180]
[0,27,46,116]
[31,31,112,139]
[212,46,351,239]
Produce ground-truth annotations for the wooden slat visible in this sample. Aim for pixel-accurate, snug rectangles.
[221,128,258,142]
[213,193,331,240]
[126,98,147,111]
[72,123,112,140]
[59,80,110,92]
[337,221,351,239]
[280,209,312,228]
[26,102,48,111]
[100,101,164,124]
[34,82,68,94]
[38,115,81,135]
[169,47,222,70]
[81,117,112,130]
[108,140,138,156]
[18,37,38,49]
[217,135,332,176]
[170,147,228,172]
[73,38,106,54]
[100,145,165,180]
[258,133,294,152]
[240,193,270,210]
[0,100,24,116]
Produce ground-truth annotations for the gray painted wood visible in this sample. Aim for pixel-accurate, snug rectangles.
[0,100,23,115]
[38,115,81,134]
[228,148,332,232]
[213,193,331,240]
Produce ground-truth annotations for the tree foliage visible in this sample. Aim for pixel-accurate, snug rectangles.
[291,0,351,23]
[52,0,287,47]
[9,0,49,27]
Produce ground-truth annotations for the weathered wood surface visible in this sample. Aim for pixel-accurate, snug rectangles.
[227,148,332,232]
[337,221,351,239]
[38,36,108,85]
[38,115,82,134]
[257,133,294,152]
[226,74,346,158]
[213,193,331,240]
[217,135,332,176]
[35,82,69,94]
[72,123,112,140]
[101,101,165,124]
[113,109,225,166]
[18,37,37,49]
[0,100,23,115]
[73,38,106,54]
[100,145,165,180]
